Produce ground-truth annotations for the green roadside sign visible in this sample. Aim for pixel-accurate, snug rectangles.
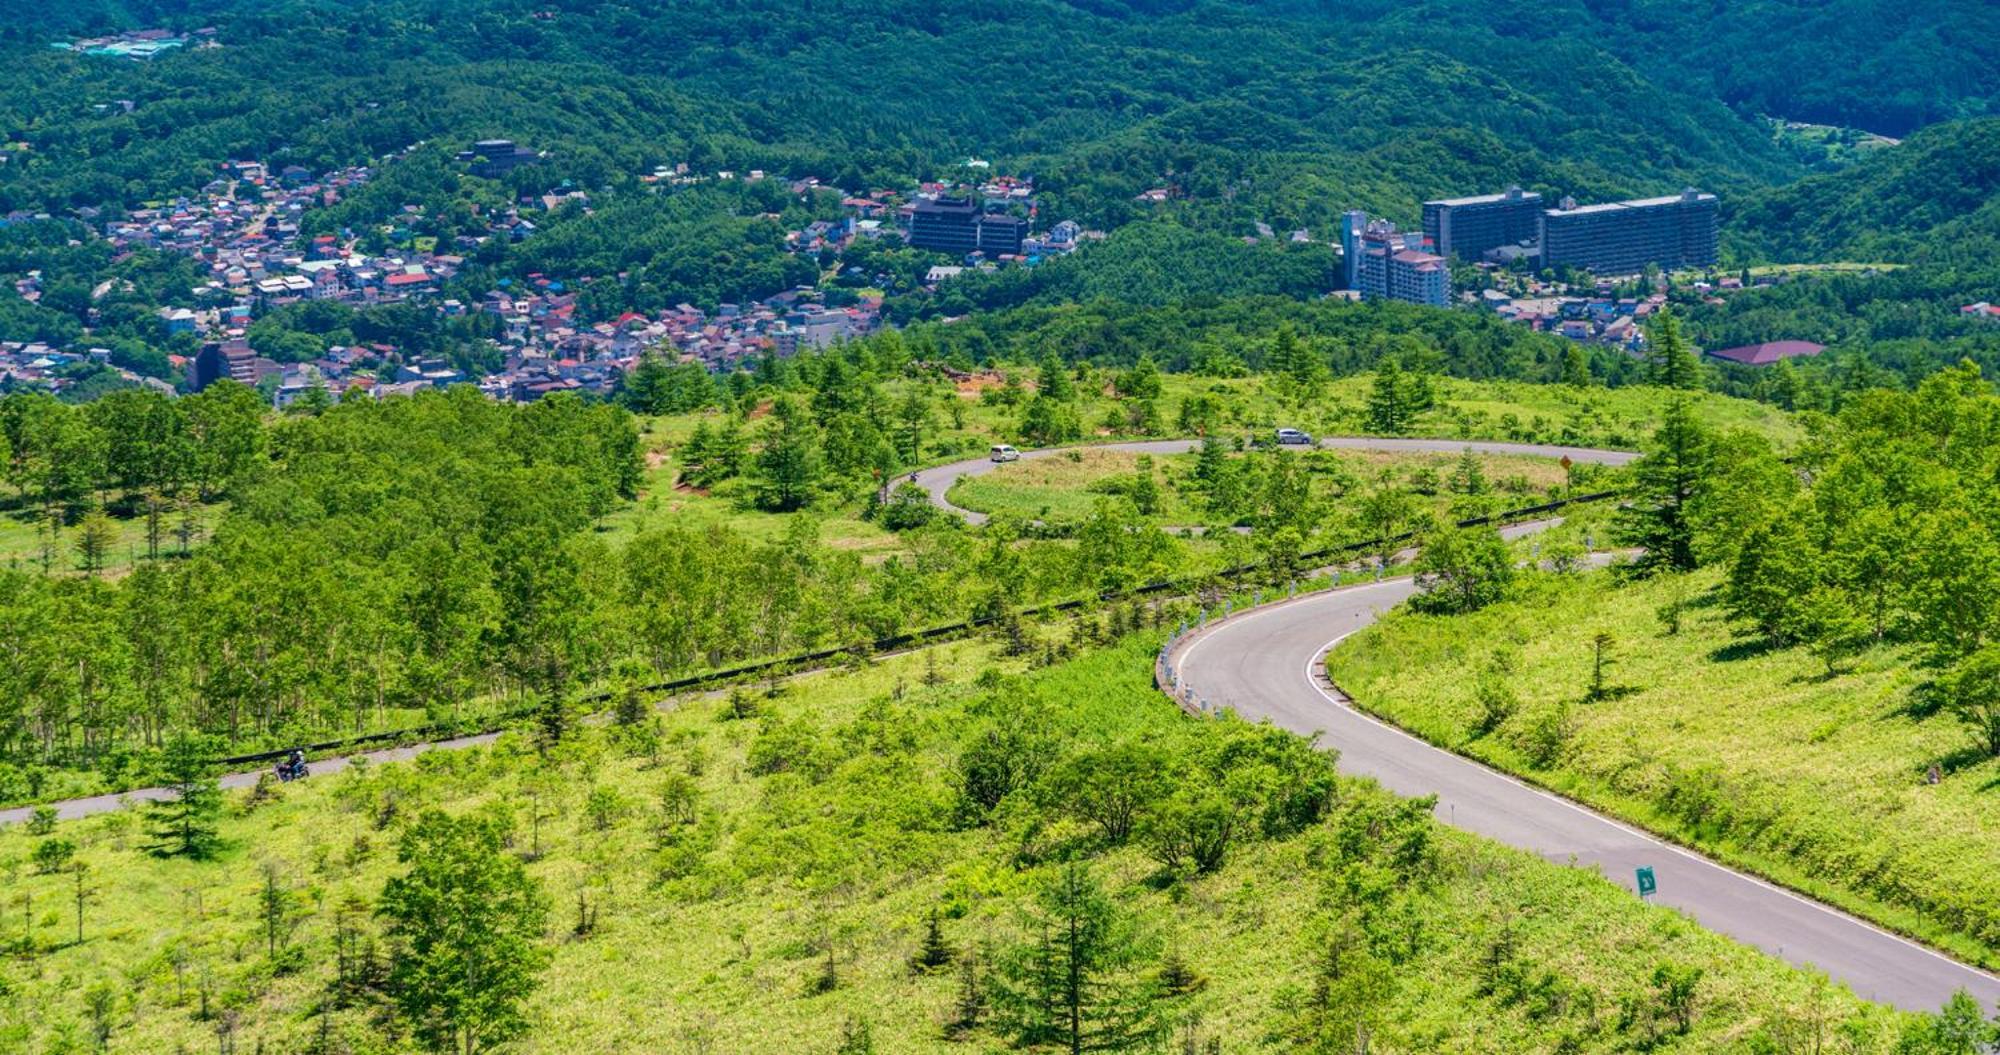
[1636,866,1657,898]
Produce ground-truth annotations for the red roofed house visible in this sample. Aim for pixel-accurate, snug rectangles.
[1705,340,1825,367]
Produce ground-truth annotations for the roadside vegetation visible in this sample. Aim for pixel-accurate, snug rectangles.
[1334,362,2000,968]
[1,633,1936,1054]
[0,324,1786,807]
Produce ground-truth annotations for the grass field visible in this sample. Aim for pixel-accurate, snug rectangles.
[0,627,1909,1053]
[0,496,227,576]
[947,448,1573,526]
[1329,567,2000,969]
[608,375,1793,557]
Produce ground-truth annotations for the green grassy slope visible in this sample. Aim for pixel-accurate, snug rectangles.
[1330,568,2000,969]
[0,632,1909,1052]
[946,448,1569,525]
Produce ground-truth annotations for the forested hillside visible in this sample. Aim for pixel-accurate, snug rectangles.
[3,0,1991,232]
[5,2,2000,1048]
[1729,118,2000,265]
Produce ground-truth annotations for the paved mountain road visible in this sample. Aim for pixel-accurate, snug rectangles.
[1165,574,2000,1013]
[928,435,2000,1009]
[911,435,1639,524]
[0,733,504,825]
[10,436,1995,1012]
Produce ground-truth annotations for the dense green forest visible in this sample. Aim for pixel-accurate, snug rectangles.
[2,0,1990,232]
[3,0,1996,403]
[1728,118,2000,265]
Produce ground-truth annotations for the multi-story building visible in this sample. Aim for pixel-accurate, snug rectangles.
[1340,209,1368,290]
[906,197,1026,256]
[1422,185,1543,262]
[1539,189,1719,275]
[456,140,542,180]
[973,212,1025,256]
[191,340,275,391]
[1345,216,1449,307]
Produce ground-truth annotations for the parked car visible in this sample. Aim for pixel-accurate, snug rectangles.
[1275,428,1313,445]
[989,444,1021,462]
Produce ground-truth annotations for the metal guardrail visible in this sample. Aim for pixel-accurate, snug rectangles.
[219,488,1621,765]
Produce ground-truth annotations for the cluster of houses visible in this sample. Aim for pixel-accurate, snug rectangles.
[102,157,467,312]
[1472,270,1835,367]
[0,342,176,396]
[52,27,216,60]
[71,154,890,400]
[5,146,1089,403]
[465,287,883,402]
[1475,276,1671,354]
[165,279,887,405]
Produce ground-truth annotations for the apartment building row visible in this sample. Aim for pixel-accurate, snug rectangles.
[1419,185,1719,274]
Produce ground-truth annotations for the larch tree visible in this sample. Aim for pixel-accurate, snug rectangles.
[1647,308,1703,390]
[1561,344,1593,387]
[1365,357,1412,435]
[992,862,1161,1055]
[378,810,550,1055]
[754,395,823,512]
[145,733,223,859]
[1616,398,1711,573]
[1116,353,1162,401]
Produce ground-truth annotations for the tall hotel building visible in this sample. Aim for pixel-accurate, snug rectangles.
[1421,185,1543,262]
[1539,188,1720,275]
[1341,211,1449,307]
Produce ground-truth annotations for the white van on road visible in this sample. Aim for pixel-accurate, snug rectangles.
[989,444,1020,462]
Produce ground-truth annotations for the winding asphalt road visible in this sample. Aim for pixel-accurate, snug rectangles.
[13,436,1994,1012]
[912,436,1640,525]
[1163,561,2000,1013]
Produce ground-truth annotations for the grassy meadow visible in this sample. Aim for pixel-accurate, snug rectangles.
[0,624,1911,1054]
[1329,567,2000,969]
[947,448,1574,527]
[601,373,1794,560]
[0,492,226,577]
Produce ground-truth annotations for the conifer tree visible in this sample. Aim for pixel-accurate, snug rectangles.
[992,863,1161,1054]
[1366,357,1412,435]
[146,734,223,859]
[72,507,116,575]
[1037,353,1075,401]
[755,396,823,511]
[895,386,932,464]
[1647,308,1703,390]
[1616,398,1712,573]
[913,909,956,974]
[1117,353,1162,401]
[1561,344,1592,387]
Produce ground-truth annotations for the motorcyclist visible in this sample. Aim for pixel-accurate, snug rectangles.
[279,747,307,781]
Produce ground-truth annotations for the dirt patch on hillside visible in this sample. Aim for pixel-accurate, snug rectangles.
[954,372,1007,398]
